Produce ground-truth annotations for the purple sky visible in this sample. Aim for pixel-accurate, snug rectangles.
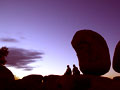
[0,0,120,78]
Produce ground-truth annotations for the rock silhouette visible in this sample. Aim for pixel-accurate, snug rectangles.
[42,75,61,90]
[113,41,120,73]
[71,30,111,75]
[0,47,15,90]
[41,75,90,90]
[87,75,112,90]
[12,74,120,90]
[16,74,43,90]
[111,76,120,90]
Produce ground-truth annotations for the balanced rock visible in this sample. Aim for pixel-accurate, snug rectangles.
[71,29,111,75]
[113,41,120,73]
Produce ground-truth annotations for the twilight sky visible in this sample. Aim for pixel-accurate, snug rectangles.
[0,0,120,78]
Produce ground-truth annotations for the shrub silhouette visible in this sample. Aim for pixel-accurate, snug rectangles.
[0,47,15,89]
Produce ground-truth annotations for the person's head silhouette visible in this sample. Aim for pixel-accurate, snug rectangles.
[73,64,76,68]
[67,65,70,68]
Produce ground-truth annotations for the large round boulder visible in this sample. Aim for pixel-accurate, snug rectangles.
[71,29,111,75]
[113,41,120,73]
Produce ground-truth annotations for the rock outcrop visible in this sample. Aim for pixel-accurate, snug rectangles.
[71,30,111,75]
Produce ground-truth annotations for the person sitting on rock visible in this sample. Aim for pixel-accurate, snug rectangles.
[64,65,72,75]
[73,64,80,76]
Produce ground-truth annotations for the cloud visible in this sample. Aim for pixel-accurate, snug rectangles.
[6,47,43,71]
[0,38,18,43]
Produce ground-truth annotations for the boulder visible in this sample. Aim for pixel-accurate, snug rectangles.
[71,30,111,75]
[42,75,90,90]
[19,74,43,90]
[0,65,15,89]
[42,75,61,90]
[113,41,120,73]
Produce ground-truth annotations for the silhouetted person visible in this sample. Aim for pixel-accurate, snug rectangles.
[64,65,72,75]
[0,47,15,89]
[73,64,80,76]
[71,29,111,75]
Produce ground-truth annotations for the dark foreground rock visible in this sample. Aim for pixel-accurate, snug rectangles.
[15,74,43,90]
[9,74,120,90]
[0,65,15,90]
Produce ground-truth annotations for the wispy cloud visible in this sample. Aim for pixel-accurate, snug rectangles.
[0,38,18,43]
[6,47,43,71]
